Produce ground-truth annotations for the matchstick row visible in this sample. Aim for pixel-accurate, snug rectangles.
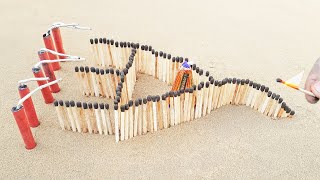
[54,100,113,135]
[113,78,295,142]
[89,38,200,86]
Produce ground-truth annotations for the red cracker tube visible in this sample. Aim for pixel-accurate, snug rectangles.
[18,84,39,127]
[12,106,37,150]
[51,27,66,59]
[43,32,61,70]
[32,67,55,103]
[38,51,60,93]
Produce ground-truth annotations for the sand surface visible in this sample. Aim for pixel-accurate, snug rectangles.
[1,0,320,179]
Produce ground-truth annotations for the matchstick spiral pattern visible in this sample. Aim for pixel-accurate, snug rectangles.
[57,37,295,142]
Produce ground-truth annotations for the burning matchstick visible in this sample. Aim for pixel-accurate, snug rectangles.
[276,78,316,97]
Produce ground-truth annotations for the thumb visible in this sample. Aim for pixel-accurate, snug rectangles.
[310,81,320,102]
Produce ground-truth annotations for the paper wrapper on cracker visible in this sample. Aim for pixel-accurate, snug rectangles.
[172,61,193,91]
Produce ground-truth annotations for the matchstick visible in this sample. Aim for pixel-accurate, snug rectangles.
[246,82,256,106]
[76,102,86,133]
[250,84,261,108]
[142,98,148,134]
[59,100,70,130]
[138,98,143,135]
[120,105,125,141]
[54,101,65,130]
[190,85,197,120]
[65,101,76,132]
[169,92,175,126]
[267,94,280,117]
[187,88,193,122]
[84,66,93,96]
[211,81,218,110]
[179,89,185,123]
[264,93,276,116]
[253,85,265,110]
[152,96,158,131]
[260,91,272,113]
[161,94,168,128]
[183,89,190,122]
[166,54,172,84]
[272,98,283,119]
[95,67,103,97]
[195,84,202,119]
[288,110,295,118]
[134,100,139,137]
[88,103,98,134]
[114,105,119,142]
[93,103,103,135]
[276,103,286,118]
[214,81,222,110]
[70,101,81,133]
[124,104,129,140]
[90,67,99,97]
[129,100,134,138]
[202,82,210,116]
[83,102,92,134]
[147,96,154,133]
[257,86,269,112]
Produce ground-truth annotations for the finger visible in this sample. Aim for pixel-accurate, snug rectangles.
[308,82,320,104]
[305,76,319,104]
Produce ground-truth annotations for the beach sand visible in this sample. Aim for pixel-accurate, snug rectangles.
[1,0,320,179]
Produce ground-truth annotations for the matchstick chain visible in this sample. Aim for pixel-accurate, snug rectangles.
[56,37,296,143]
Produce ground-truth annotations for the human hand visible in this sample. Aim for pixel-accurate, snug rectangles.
[305,58,320,103]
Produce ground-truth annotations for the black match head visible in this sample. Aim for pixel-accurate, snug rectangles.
[275,94,280,100]
[172,57,175,62]
[198,84,202,90]
[70,101,75,107]
[267,91,272,97]
[163,53,167,59]
[143,98,148,104]
[210,79,214,84]
[193,85,197,90]
[141,45,145,50]
[138,98,142,105]
[169,91,174,97]
[99,38,103,43]
[281,102,286,108]
[115,41,119,47]
[147,95,152,101]
[276,78,282,83]
[278,98,283,103]
[110,68,114,74]
[228,78,232,83]
[76,102,82,108]
[241,79,245,85]
[129,100,133,107]
[54,101,58,106]
[159,51,163,57]
[79,66,84,72]
[85,66,90,73]
[110,39,114,45]
[162,94,166,100]
[205,71,210,77]
[120,105,125,112]
[199,69,203,76]
[290,111,295,116]
[271,93,276,99]
[135,100,139,106]
[114,105,118,110]
[152,96,157,102]
[156,95,160,101]
[90,39,94,44]
[222,79,227,85]
[256,84,261,89]
[103,38,107,44]
[105,104,109,110]
[174,91,178,97]
[205,82,210,88]
[95,68,100,74]
[125,104,129,110]
[209,76,213,81]
[99,103,105,109]
[245,79,249,84]
[236,79,241,84]
[90,67,96,73]
[232,78,237,84]
[75,66,79,72]
[83,102,88,109]
[168,54,171,59]
[94,38,98,44]
[100,69,105,75]
[286,107,291,113]
[253,83,257,88]
[65,101,70,107]
[93,103,99,109]
[105,68,109,74]
[58,100,64,106]
[249,81,253,86]
[200,82,204,87]
[214,81,219,86]
[260,85,265,92]
[88,103,93,109]
[149,46,152,51]
[189,88,194,93]
[185,58,189,62]
[179,57,183,63]
[265,87,269,92]
[155,51,158,57]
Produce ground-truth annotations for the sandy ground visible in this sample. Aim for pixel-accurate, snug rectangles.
[1,0,320,179]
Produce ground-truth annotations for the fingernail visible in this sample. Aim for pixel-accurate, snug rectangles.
[314,82,320,92]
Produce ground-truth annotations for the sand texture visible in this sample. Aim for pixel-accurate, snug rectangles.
[1,0,320,179]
